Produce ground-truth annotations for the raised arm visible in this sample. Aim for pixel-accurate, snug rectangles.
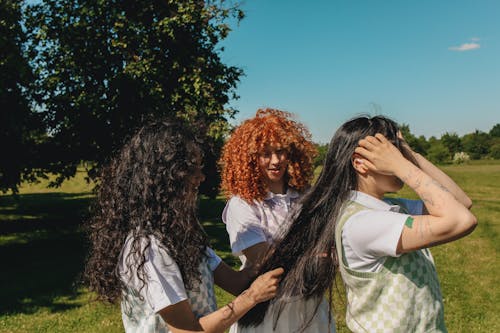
[356,134,477,254]
[158,267,283,333]
[399,132,472,208]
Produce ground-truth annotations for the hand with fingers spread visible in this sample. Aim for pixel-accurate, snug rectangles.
[354,133,409,176]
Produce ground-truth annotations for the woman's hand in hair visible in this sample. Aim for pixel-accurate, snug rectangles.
[354,133,408,176]
[244,267,284,304]
[160,267,284,333]
[397,131,417,159]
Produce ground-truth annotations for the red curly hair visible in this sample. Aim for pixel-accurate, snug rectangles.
[220,108,317,202]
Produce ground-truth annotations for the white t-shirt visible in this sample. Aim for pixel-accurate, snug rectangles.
[342,191,424,272]
[222,189,300,266]
[224,190,337,333]
[119,235,221,332]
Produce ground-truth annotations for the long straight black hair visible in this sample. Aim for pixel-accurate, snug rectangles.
[239,115,415,329]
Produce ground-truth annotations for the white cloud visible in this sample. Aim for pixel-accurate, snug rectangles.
[449,42,480,52]
[470,37,480,42]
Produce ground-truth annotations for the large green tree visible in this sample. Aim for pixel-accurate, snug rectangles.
[25,0,243,194]
[0,0,45,193]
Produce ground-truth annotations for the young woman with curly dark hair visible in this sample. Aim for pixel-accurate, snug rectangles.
[84,120,283,333]
[219,109,335,332]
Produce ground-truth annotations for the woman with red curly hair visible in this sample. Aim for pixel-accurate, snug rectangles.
[220,109,336,332]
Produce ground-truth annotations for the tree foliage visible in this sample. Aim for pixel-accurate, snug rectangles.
[400,124,428,155]
[462,130,490,160]
[313,143,328,168]
[24,0,243,193]
[489,141,500,159]
[426,142,449,164]
[440,132,462,159]
[489,123,500,138]
[0,0,46,193]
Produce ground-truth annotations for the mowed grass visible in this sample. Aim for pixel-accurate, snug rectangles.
[0,161,498,332]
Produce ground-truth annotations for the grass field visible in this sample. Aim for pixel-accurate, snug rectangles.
[0,161,498,332]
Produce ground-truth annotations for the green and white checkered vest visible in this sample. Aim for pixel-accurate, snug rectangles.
[334,200,447,333]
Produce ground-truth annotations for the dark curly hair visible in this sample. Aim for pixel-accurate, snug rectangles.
[84,120,209,303]
[220,108,317,202]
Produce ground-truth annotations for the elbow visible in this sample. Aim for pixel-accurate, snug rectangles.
[441,210,477,240]
[466,213,478,233]
[458,211,477,236]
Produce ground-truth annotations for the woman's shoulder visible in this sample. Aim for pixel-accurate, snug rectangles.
[225,195,261,210]
[222,195,262,224]
[122,233,182,265]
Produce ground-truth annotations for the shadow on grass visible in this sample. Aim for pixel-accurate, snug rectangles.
[203,218,240,267]
[0,192,92,234]
[198,196,226,220]
[0,193,235,315]
[0,192,92,315]
[0,229,87,315]
[199,197,240,267]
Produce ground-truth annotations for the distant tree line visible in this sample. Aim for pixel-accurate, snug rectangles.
[400,123,500,164]
[313,123,500,168]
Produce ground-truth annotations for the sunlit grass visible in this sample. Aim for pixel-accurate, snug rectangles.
[0,162,498,332]
[8,169,95,195]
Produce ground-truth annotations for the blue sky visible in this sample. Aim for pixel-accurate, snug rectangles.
[220,0,500,143]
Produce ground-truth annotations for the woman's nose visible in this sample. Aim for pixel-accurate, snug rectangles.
[270,153,280,164]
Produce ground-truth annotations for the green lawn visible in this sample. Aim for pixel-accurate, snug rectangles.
[0,161,498,332]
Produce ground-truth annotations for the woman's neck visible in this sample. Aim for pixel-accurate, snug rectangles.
[268,181,286,195]
[357,181,384,200]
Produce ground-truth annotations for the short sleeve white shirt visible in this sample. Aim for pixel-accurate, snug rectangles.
[119,235,221,332]
[222,189,300,266]
[342,191,424,272]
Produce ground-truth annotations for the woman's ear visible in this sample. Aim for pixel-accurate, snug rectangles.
[352,153,369,174]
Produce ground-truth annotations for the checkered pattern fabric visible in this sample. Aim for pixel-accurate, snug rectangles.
[335,201,447,333]
[186,258,217,318]
[121,288,170,333]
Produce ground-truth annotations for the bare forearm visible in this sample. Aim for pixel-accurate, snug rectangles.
[412,152,472,208]
[396,159,476,240]
[160,294,256,333]
[396,161,477,252]
[396,160,466,218]
[198,290,256,332]
[162,267,283,333]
